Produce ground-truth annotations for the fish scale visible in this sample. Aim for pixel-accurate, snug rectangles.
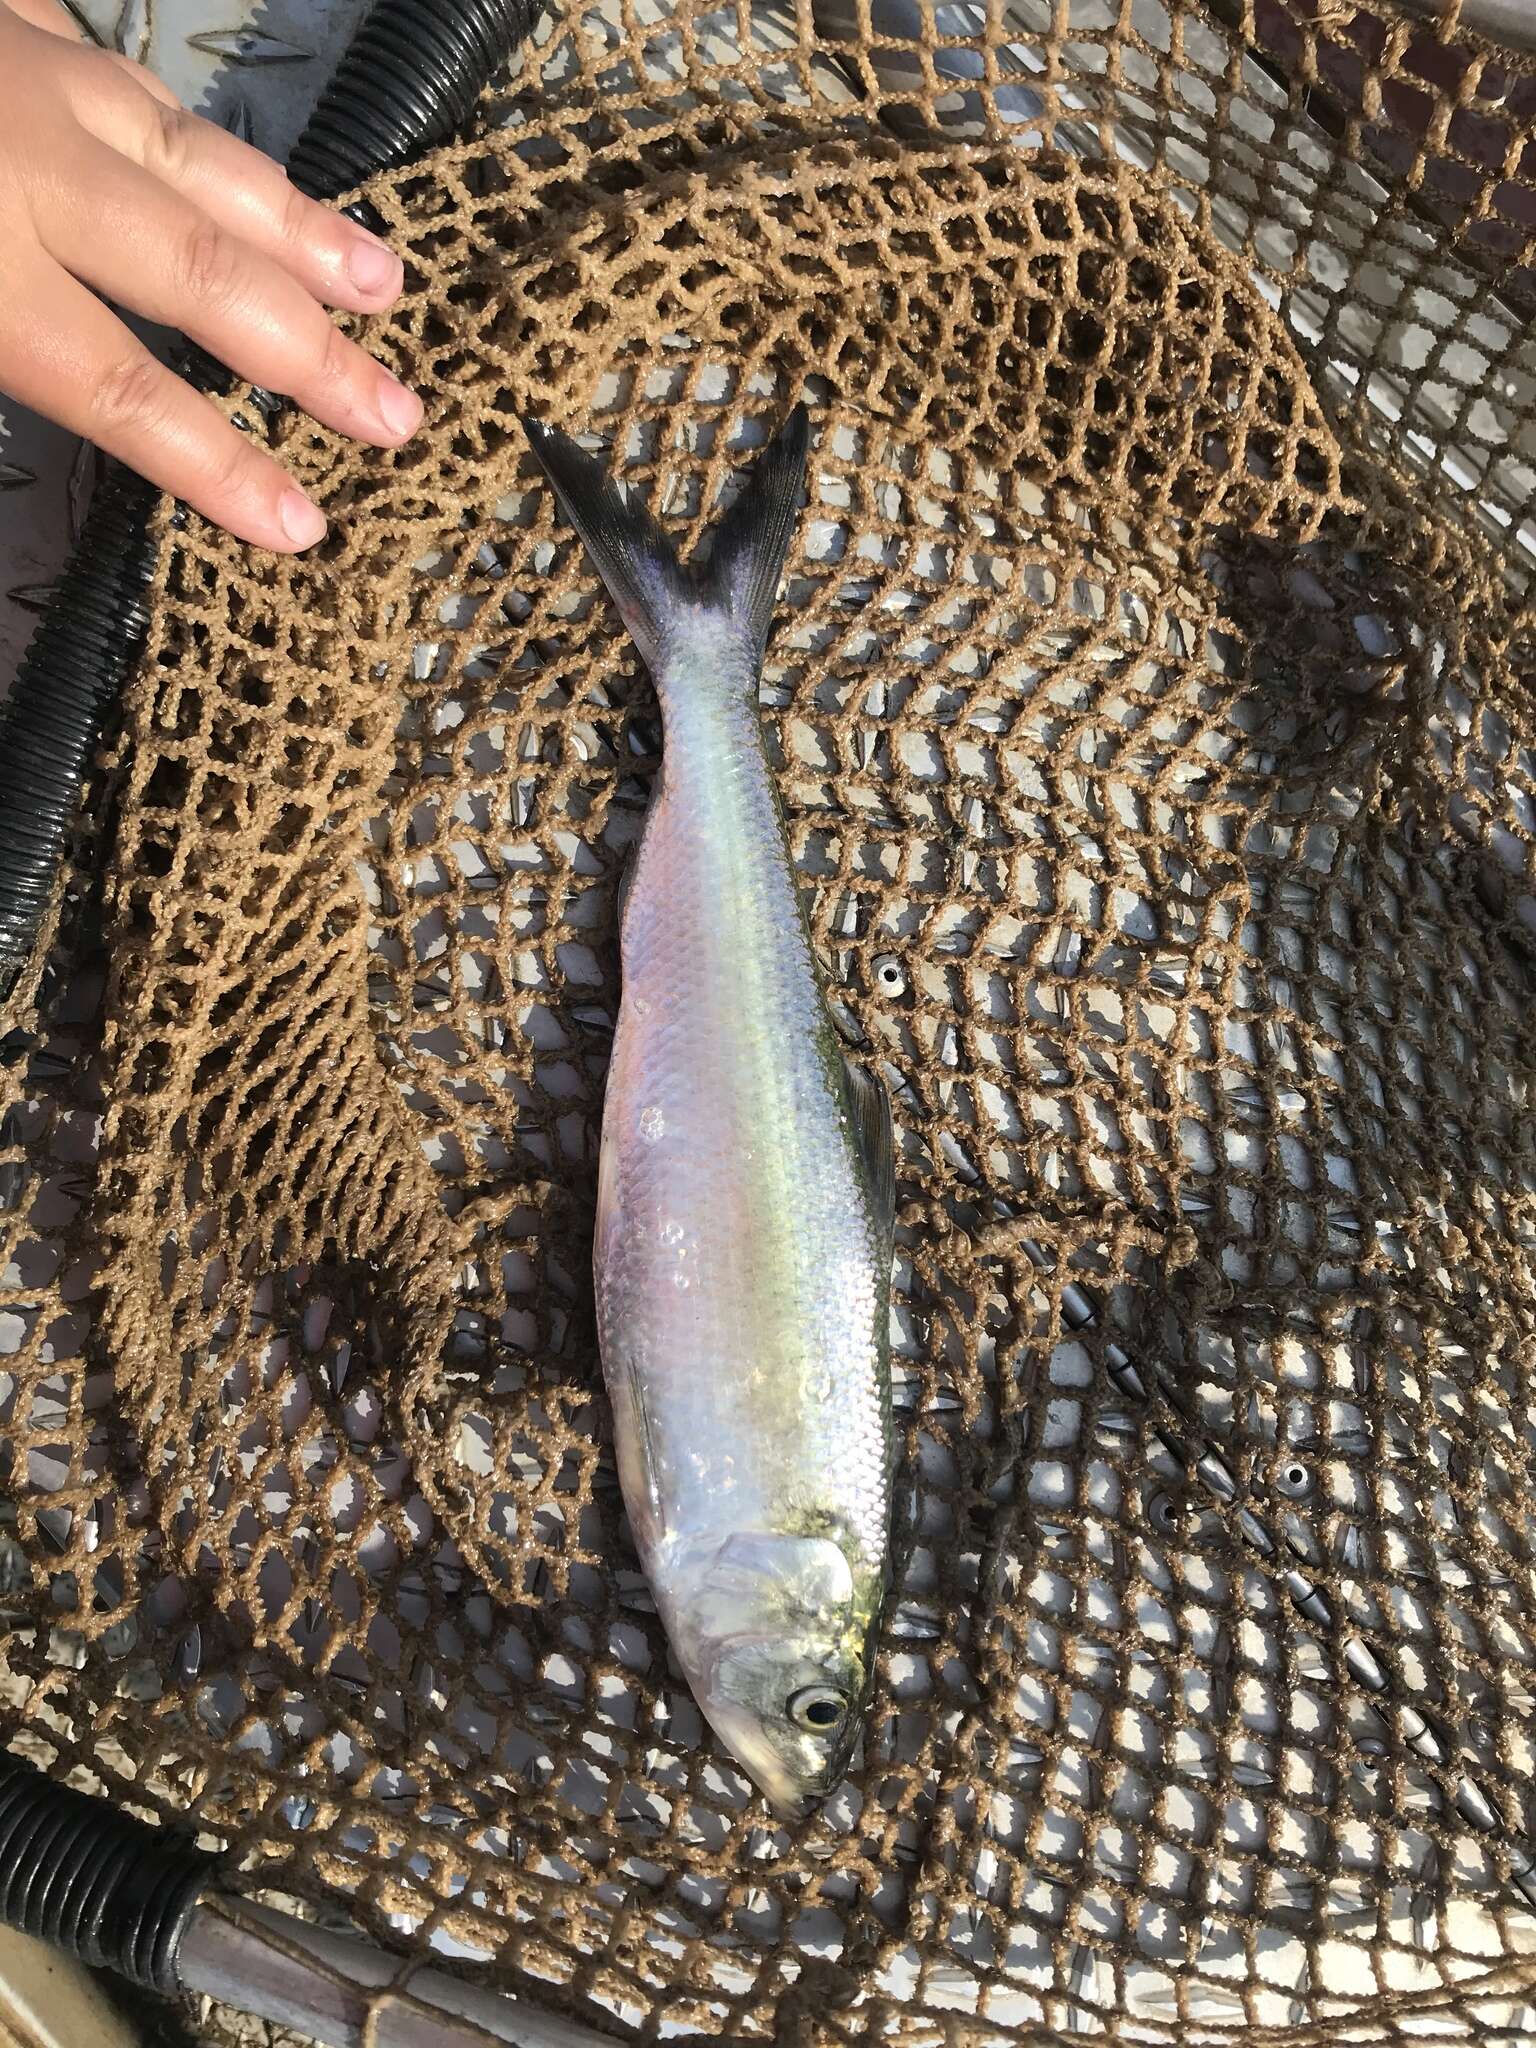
[598,660,889,1565]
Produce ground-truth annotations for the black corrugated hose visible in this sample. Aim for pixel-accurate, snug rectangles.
[0,1750,215,1992]
[0,0,540,1004]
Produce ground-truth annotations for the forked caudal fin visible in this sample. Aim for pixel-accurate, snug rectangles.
[521,404,811,674]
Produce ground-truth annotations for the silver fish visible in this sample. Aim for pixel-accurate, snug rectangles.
[522,407,896,1817]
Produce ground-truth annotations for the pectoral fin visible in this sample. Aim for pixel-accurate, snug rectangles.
[843,1054,896,1248]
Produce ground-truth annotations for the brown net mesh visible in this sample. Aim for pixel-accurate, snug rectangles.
[6,0,1536,2040]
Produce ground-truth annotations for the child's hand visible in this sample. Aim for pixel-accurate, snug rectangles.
[0,0,422,552]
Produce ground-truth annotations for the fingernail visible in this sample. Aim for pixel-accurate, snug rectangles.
[376,374,424,441]
[347,232,403,299]
[279,488,327,549]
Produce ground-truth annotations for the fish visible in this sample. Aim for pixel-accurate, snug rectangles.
[521,403,897,1818]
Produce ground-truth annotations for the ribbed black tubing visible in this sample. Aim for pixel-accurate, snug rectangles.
[0,469,158,998]
[0,1750,216,1992]
[288,0,538,200]
[0,0,540,1002]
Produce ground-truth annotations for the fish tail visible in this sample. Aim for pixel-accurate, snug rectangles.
[521,415,686,672]
[693,402,810,661]
[521,403,810,672]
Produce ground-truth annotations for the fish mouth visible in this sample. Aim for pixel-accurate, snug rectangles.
[767,1789,818,1827]
[816,1718,862,1799]
[700,1694,854,1820]
[760,1765,840,1827]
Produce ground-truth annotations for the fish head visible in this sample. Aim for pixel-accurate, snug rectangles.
[661,1529,877,1819]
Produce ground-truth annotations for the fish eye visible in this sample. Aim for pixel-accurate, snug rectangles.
[787,1685,849,1734]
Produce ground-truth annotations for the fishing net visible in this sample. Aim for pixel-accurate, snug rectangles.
[5,0,1536,2041]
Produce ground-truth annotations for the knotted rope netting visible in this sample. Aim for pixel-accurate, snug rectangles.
[5,2,1536,2041]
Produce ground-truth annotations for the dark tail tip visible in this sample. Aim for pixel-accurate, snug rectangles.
[519,412,683,670]
[698,397,812,658]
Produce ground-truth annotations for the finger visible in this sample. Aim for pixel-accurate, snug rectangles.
[2,256,329,552]
[101,51,181,106]
[40,142,422,449]
[71,67,405,313]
